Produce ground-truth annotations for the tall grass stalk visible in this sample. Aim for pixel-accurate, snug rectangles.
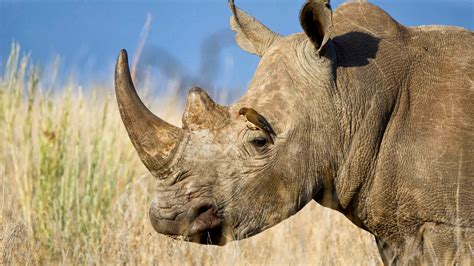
[1,43,145,263]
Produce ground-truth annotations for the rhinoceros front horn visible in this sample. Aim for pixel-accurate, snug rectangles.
[115,49,183,176]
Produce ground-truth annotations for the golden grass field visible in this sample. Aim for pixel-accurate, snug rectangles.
[1,44,382,264]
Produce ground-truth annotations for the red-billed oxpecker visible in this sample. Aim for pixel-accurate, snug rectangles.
[237,107,277,145]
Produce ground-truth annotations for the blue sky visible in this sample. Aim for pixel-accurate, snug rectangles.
[0,0,473,97]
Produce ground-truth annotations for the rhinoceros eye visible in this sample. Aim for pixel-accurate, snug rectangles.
[250,137,267,148]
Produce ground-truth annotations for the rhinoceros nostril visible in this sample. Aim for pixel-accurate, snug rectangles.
[197,204,213,216]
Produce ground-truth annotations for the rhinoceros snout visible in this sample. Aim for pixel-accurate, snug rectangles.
[149,200,224,245]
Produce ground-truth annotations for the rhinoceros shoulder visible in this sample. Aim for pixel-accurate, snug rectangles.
[331,2,473,53]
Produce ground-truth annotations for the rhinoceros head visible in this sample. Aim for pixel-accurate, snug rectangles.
[116,0,340,245]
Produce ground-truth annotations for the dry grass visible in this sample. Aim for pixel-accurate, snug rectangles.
[0,43,381,265]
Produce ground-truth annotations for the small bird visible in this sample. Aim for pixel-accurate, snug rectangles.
[237,107,277,144]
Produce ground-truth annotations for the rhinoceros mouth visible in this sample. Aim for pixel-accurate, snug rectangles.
[187,204,224,245]
[162,203,224,245]
[189,205,222,234]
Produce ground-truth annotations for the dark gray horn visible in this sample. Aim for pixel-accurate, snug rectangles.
[115,49,183,176]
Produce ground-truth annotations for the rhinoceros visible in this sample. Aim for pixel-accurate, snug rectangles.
[114,0,473,264]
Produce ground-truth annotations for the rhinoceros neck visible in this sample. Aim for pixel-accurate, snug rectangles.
[328,23,411,227]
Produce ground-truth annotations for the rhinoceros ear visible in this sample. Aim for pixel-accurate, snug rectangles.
[182,87,230,130]
[300,0,333,54]
[229,0,282,57]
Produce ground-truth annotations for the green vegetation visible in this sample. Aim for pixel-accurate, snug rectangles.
[1,43,146,263]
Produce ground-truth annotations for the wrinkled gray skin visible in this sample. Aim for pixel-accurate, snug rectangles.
[115,0,473,264]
